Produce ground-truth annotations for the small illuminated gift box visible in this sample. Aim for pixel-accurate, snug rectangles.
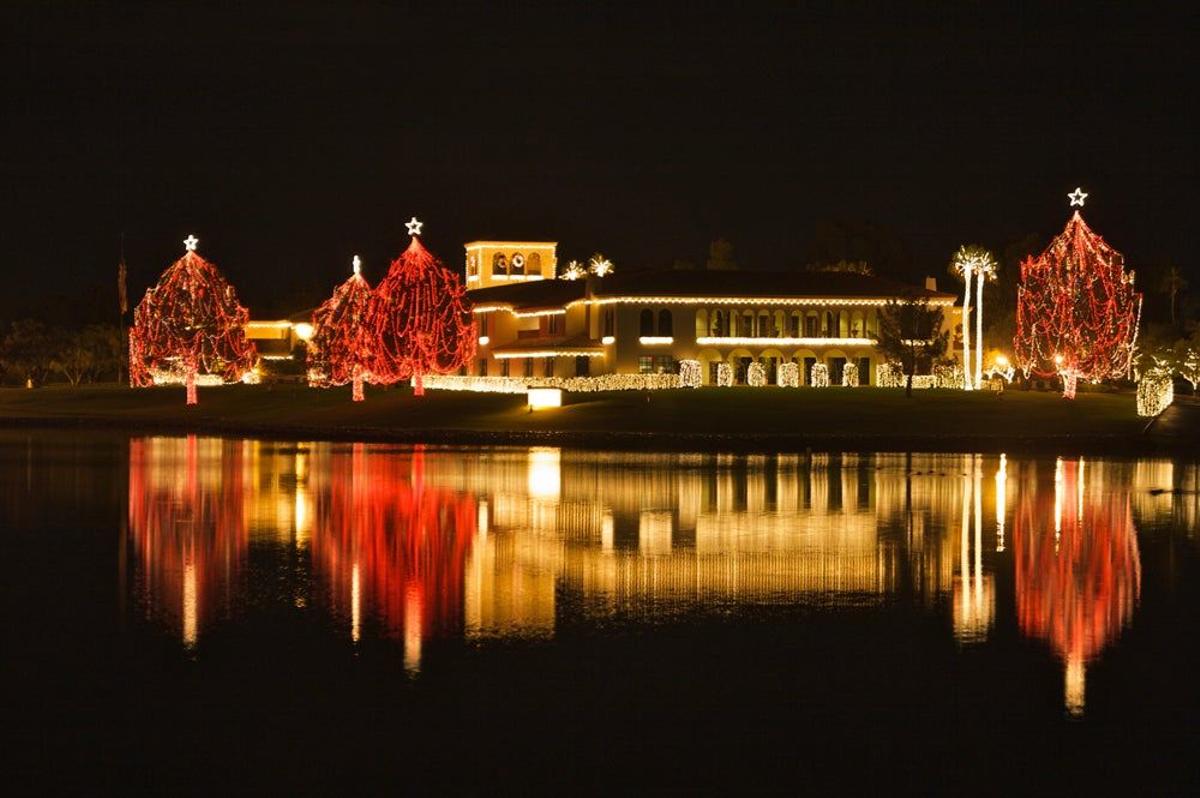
[527,387,563,410]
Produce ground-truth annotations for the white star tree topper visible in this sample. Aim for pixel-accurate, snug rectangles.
[1067,187,1088,207]
[405,217,423,236]
[183,234,199,252]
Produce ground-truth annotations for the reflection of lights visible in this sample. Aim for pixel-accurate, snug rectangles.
[995,453,1007,552]
[601,510,614,552]
[1065,655,1086,718]
[477,500,489,538]
[1054,457,1064,545]
[183,556,197,649]
[527,448,561,499]
[1014,457,1141,718]
[639,511,673,555]
[351,562,361,643]
[404,583,422,675]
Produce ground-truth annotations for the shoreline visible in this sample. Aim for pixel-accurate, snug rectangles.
[1,412,1190,456]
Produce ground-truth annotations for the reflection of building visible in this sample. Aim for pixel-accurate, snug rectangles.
[1014,458,1141,717]
[468,251,961,385]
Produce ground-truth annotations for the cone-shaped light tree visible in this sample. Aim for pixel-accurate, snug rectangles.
[1014,189,1142,399]
[307,255,375,402]
[129,235,257,405]
[366,218,476,396]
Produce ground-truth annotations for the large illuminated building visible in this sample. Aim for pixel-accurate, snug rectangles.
[464,240,962,385]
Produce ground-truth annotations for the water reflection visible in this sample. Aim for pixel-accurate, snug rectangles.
[122,437,1197,712]
[1013,457,1141,717]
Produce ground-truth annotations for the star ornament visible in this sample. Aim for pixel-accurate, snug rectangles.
[183,234,199,252]
[1067,187,1088,207]
[405,216,423,236]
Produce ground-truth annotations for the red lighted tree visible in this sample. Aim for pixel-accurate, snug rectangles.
[129,236,257,405]
[366,219,475,396]
[308,255,374,402]
[1014,192,1142,398]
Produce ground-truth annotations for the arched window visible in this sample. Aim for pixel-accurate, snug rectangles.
[658,309,673,337]
[758,311,770,337]
[850,311,864,338]
[790,311,801,337]
[640,309,655,336]
[825,311,835,337]
[492,253,507,275]
[528,252,541,275]
[742,310,755,338]
[806,311,819,337]
[510,253,525,275]
[695,309,707,338]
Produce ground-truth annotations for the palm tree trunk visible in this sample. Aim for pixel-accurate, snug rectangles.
[961,269,973,390]
[975,270,984,389]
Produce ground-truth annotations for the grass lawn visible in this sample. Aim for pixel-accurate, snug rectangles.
[0,383,1149,448]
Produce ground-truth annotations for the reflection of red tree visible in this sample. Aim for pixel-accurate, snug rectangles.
[1014,459,1141,714]
[126,436,248,647]
[311,446,477,665]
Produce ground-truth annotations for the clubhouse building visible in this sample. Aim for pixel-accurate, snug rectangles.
[464,240,961,386]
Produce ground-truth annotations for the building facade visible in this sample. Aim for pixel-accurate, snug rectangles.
[466,241,961,386]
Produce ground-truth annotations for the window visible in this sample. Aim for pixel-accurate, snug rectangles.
[478,358,488,376]
[603,308,615,336]
[524,358,534,378]
[790,312,801,337]
[640,309,655,336]
[654,355,675,373]
[858,357,871,386]
[742,311,754,337]
[492,253,507,275]
[638,356,654,374]
[824,311,835,337]
[528,252,541,275]
[510,253,525,275]
[805,312,819,337]
[758,311,770,337]
[575,356,590,377]
[657,309,673,337]
[500,360,510,377]
[479,314,488,336]
[545,357,554,377]
[804,357,817,385]
[695,309,708,338]
[544,314,563,335]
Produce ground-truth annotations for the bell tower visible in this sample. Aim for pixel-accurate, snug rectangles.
[464,241,558,289]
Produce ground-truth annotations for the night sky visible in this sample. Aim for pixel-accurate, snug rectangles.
[3,1,1196,320]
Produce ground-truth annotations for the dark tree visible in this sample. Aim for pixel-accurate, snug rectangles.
[876,294,950,397]
[0,319,60,387]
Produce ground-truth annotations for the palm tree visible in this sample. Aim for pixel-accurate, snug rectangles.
[950,245,997,389]
[1159,265,1188,327]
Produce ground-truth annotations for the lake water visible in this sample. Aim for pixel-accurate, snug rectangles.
[4,431,1198,793]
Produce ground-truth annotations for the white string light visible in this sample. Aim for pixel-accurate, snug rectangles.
[405,217,423,236]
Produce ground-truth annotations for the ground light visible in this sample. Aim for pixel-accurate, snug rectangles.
[527,387,563,410]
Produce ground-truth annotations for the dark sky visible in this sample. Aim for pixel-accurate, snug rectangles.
[3,1,1196,319]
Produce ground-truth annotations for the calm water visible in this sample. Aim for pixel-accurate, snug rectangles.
[4,431,1199,794]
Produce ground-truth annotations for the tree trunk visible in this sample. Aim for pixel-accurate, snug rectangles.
[1061,370,1077,400]
[352,373,364,402]
[186,370,198,406]
[975,272,984,389]
[413,371,424,397]
[905,371,913,398]
[961,269,973,390]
